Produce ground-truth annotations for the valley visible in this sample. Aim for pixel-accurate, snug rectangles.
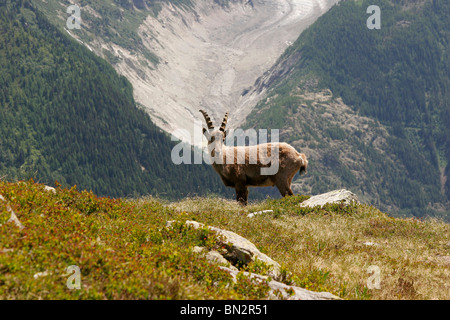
[131,0,340,142]
[34,0,340,142]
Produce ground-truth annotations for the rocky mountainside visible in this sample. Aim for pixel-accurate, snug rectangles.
[32,0,339,143]
[242,0,449,220]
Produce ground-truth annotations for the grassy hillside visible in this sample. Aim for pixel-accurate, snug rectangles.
[0,0,235,200]
[1,180,448,300]
[244,0,449,220]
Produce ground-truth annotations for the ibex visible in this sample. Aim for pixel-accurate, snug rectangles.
[200,110,308,205]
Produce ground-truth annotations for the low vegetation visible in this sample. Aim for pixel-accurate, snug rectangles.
[1,180,448,300]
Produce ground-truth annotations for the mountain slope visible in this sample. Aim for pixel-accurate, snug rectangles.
[0,0,234,199]
[1,180,449,300]
[243,0,449,219]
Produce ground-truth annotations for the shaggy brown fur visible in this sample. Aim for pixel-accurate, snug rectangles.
[200,110,308,205]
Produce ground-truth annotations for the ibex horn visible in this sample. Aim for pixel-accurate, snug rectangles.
[220,112,228,132]
[199,109,214,130]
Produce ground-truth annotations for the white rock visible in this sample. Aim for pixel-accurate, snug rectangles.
[33,271,50,279]
[44,186,56,193]
[192,246,205,254]
[247,210,273,218]
[436,255,450,265]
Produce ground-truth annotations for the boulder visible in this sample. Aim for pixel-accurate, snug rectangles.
[300,189,359,208]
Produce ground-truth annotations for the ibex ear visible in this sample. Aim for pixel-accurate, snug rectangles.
[202,127,211,141]
[299,154,308,175]
[223,129,229,142]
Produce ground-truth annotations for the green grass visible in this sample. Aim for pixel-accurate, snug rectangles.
[1,180,449,299]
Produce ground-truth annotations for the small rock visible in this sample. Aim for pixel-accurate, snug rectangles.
[7,210,24,230]
[436,255,450,265]
[33,271,50,279]
[357,240,379,246]
[192,246,205,254]
[247,210,273,218]
[44,186,56,194]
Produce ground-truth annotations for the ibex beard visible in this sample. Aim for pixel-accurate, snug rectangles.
[200,110,308,205]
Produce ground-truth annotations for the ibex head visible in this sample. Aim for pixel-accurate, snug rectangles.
[199,109,229,145]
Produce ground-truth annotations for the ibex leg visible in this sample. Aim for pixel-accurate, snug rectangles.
[235,184,249,206]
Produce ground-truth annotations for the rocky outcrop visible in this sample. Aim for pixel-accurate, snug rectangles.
[299,189,359,208]
[219,266,341,300]
[167,219,341,300]
[167,220,281,279]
